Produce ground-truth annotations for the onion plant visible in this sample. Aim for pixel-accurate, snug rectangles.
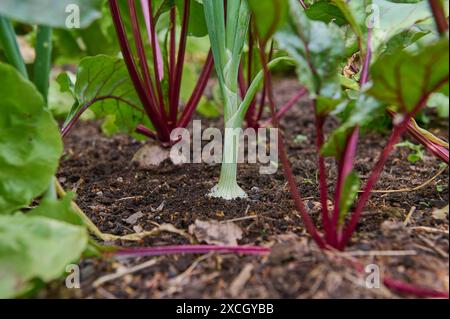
[203,0,291,200]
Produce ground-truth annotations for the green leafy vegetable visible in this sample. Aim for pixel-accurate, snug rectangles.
[0,63,62,214]
[338,171,360,225]
[369,38,449,113]
[0,214,88,298]
[321,95,382,158]
[60,55,152,139]
[275,0,346,97]
[248,0,288,44]
[28,193,84,226]
[306,1,347,26]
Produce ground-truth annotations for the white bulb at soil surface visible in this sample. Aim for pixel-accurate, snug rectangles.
[209,183,247,200]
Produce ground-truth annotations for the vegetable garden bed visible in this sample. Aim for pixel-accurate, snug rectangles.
[0,0,449,300]
[39,78,448,298]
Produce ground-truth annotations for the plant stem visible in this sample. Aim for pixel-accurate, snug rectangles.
[255,43,274,125]
[169,7,177,110]
[298,0,307,10]
[262,87,307,127]
[109,0,170,142]
[128,0,159,112]
[387,110,449,164]
[383,277,449,298]
[257,38,326,248]
[331,248,449,298]
[170,0,190,127]
[314,111,333,245]
[177,52,214,128]
[210,116,247,200]
[428,0,449,35]
[330,127,359,245]
[34,25,52,104]
[331,28,372,247]
[338,124,407,249]
[43,177,57,200]
[0,15,28,79]
[147,0,166,118]
[110,245,270,258]
[141,0,164,81]
[339,79,449,249]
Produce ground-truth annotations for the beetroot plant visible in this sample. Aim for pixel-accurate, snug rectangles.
[253,0,448,296]
[62,0,214,146]
[266,0,450,250]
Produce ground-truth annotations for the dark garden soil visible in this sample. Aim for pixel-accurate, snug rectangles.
[43,78,448,299]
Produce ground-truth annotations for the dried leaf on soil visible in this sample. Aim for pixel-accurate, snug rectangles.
[123,211,144,225]
[189,220,243,246]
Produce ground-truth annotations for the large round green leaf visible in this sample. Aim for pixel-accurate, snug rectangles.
[0,63,63,214]
[0,215,88,298]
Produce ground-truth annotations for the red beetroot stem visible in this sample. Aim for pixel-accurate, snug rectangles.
[330,28,373,247]
[333,250,449,298]
[135,124,158,141]
[255,43,275,126]
[109,245,271,258]
[298,0,308,10]
[387,110,449,164]
[109,0,170,142]
[127,0,162,120]
[169,0,190,127]
[169,7,177,97]
[339,76,450,249]
[428,0,449,35]
[257,38,326,249]
[62,96,144,138]
[383,278,449,298]
[314,111,333,245]
[262,87,307,127]
[277,132,327,249]
[147,0,166,119]
[177,52,214,128]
